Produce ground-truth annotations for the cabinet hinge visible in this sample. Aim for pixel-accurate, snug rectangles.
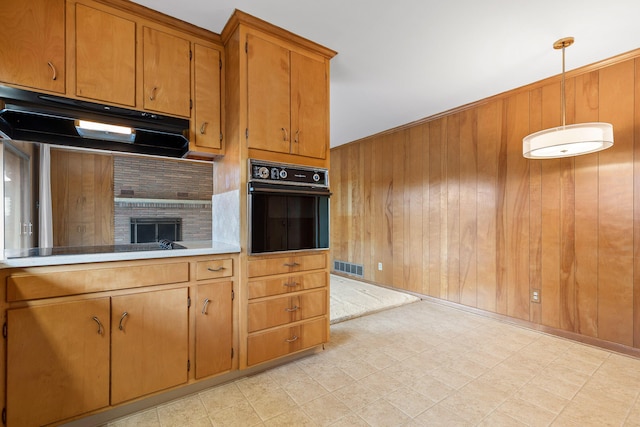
[245,128,249,139]
[2,407,6,425]
[219,132,223,142]
[231,289,235,300]
[187,359,191,372]
[219,58,222,69]
[190,99,193,110]
[245,41,248,53]
[187,296,191,308]
[2,323,6,339]
[231,347,234,359]
[189,50,193,60]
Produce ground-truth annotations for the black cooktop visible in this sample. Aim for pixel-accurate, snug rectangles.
[7,241,186,258]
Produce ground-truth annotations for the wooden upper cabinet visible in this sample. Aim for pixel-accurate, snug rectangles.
[74,3,136,106]
[7,298,110,426]
[193,43,222,151]
[0,0,66,93]
[247,33,292,155]
[246,32,329,160]
[290,52,328,159]
[143,27,191,118]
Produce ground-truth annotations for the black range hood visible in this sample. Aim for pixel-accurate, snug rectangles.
[0,85,190,158]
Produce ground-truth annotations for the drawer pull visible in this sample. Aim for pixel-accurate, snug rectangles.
[285,335,299,343]
[92,316,104,335]
[47,61,57,81]
[118,311,129,331]
[283,262,300,267]
[284,305,300,312]
[207,266,225,272]
[202,298,210,315]
[200,122,208,134]
[283,282,299,288]
[149,86,158,101]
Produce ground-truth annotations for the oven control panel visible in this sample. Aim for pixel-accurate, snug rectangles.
[249,159,328,187]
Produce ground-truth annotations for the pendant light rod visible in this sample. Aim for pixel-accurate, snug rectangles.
[554,37,574,128]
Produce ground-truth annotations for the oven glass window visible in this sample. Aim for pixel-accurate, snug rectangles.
[250,193,329,254]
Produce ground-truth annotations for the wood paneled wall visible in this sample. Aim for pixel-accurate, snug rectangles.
[330,51,640,349]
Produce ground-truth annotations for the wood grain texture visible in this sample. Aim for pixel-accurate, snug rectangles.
[330,52,640,350]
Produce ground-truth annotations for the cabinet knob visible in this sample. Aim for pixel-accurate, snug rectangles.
[201,298,210,315]
[47,61,57,81]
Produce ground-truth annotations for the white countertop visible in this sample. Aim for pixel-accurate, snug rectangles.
[0,241,241,268]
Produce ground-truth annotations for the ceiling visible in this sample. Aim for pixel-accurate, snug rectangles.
[131,0,640,148]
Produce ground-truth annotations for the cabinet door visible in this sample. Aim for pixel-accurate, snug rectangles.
[143,27,191,117]
[0,0,65,92]
[75,3,136,106]
[290,52,328,159]
[195,281,233,379]
[7,298,110,427]
[246,33,291,154]
[111,287,189,404]
[193,44,222,150]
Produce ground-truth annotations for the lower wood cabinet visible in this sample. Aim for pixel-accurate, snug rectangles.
[111,288,189,404]
[195,281,233,379]
[2,255,236,427]
[7,298,111,427]
[245,251,329,367]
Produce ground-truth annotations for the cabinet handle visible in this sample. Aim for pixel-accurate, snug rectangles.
[149,86,158,101]
[284,305,300,312]
[207,266,225,272]
[285,335,299,343]
[118,311,129,331]
[200,122,208,134]
[281,127,288,141]
[283,282,299,288]
[92,316,104,335]
[202,298,210,315]
[47,61,57,81]
[283,262,300,267]
[294,129,299,143]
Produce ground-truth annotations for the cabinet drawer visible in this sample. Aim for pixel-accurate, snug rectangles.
[248,271,327,299]
[196,258,233,280]
[247,317,327,366]
[248,289,326,332]
[247,252,326,278]
[7,262,189,301]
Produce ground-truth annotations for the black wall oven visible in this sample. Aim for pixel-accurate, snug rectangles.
[248,160,330,254]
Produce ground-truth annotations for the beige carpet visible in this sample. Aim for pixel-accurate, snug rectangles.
[330,274,420,324]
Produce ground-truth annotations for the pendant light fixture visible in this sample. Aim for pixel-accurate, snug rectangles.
[522,37,614,159]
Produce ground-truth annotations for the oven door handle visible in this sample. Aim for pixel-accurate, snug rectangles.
[249,184,331,196]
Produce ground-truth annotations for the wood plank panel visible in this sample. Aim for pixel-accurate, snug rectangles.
[362,139,374,279]
[504,92,530,321]
[371,136,385,284]
[540,82,562,329]
[381,134,395,285]
[459,108,478,307]
[476,100,500,312]
[495,100,509,315]
[528,87,543,325]
[421,123,431,296]
[429,118,447,298]
[392,131,406,289]
[635,59,640,348]
[598,60,635,346]
[447,114,461,303]
[406,125,424,293]
[574,70,600,338]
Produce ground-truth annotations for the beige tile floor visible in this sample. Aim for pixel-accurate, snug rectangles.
[107,300,640,426]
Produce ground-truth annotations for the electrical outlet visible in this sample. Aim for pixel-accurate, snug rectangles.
[531,289,541,303]
[378,262,383,271]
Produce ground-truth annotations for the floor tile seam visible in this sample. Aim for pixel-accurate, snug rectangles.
[381,390,439,420]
